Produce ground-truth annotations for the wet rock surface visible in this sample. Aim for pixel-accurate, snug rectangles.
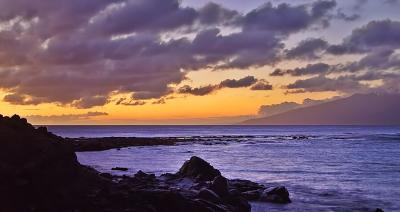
[0,114,292,212]
[69,137,180,151]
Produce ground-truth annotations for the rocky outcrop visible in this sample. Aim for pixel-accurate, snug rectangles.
[177,156,221,181]
[260,186,291,204]
[0,114,292,212]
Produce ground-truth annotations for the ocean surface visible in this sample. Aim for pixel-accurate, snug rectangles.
[48,125,400,211]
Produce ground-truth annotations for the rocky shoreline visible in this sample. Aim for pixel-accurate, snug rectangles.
[68,137,183,152]
[69,135,311,152]
[1,114,291,212]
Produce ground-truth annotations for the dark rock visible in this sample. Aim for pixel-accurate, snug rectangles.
[134,170,156,181]
[229,179,264,192]
[210,175,229,197]
[375,208,384,212]
[111,167,128,171]
[36,126,48,134]
[191,181,209,190]
[223,195,251,212]
[177,156,221,181]
[197,188,222,203]
[11,114,20,120]
[241,190,262,201]
[100,173,113,179]
[260,186,291,204]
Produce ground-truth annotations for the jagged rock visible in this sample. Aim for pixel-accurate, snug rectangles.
[210,175,229,197]
[260,186,291,204]
[177,156,221,181]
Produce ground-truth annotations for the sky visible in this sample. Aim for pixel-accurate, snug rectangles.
[0,0,399,124]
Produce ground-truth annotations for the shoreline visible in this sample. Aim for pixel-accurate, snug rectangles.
[69,135,311,152]
[1,114,292,212]
[68,137,184,151]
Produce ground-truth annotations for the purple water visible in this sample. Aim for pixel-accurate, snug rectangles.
[48,125,400,211]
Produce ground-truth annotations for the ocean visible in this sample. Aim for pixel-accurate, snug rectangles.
[48,125,400,211]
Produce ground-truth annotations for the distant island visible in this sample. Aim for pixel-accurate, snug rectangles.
[240,93,400,125]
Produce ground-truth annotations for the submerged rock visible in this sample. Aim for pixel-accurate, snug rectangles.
[111,167,128,171]
[177,156,221,181]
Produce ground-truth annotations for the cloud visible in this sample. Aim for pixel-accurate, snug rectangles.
[3,93,44,105]
[286,75,368,93]
[271,63,332,76]
[179,76,270,96]
[197,2,240,25]
[250,80,273,90]
[285,38,328,60]
[335,10,360,22]
[342,49,400,73]
[178,85,219,96]
[71,96,109,109]
[271,20,400,96]
[353,0,368,10]
[118,99,146,106]
[243,1,336,33]
[152,98,166,104]
[26,111,108,123]
[327,20,400,54]
[219,76,257,88]
[0,0,339,108]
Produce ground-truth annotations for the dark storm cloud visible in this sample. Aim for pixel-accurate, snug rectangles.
[0,0,338,107]
[271,63,332,76]
[285,38,328,60]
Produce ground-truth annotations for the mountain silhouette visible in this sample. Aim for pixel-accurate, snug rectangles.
[241,93,400,125]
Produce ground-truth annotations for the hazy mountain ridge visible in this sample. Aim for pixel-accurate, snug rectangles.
[240,93,400,125]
